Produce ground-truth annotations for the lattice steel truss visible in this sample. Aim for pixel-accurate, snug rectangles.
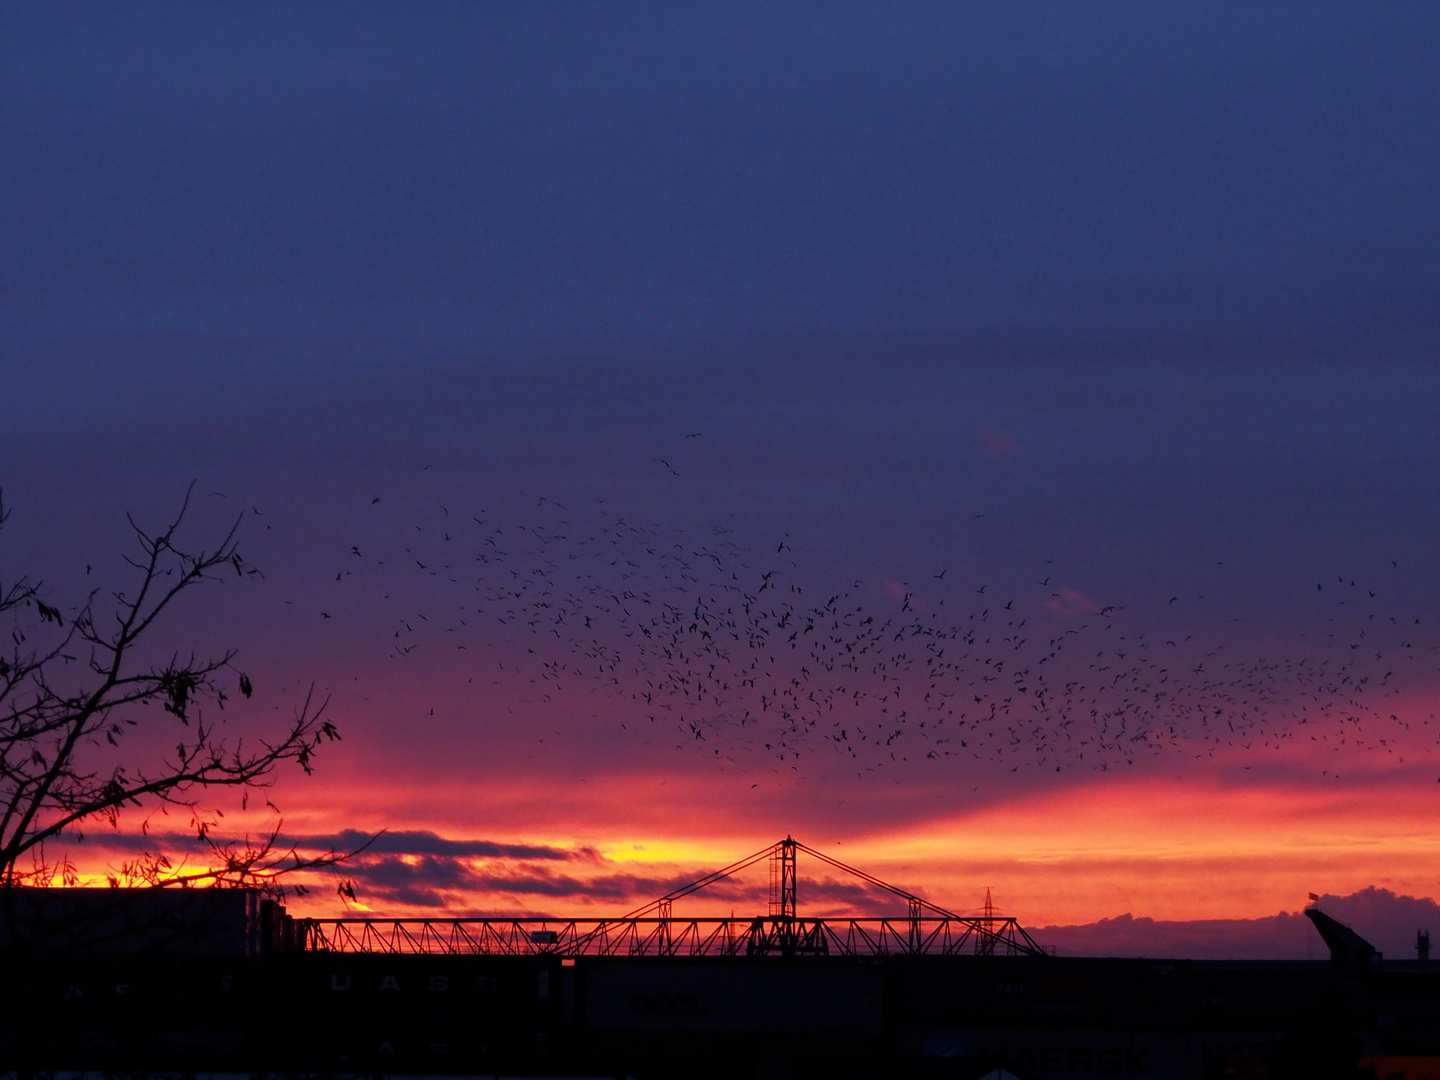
[301,837,1046,958]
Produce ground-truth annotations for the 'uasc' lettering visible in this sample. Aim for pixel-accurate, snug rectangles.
[631,992,707,1018]
[988,1044,1149,1076]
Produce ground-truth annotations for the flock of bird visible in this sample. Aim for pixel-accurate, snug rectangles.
[321,491,1438,779]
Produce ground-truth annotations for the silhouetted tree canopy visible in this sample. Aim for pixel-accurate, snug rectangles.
[0,485,344,894]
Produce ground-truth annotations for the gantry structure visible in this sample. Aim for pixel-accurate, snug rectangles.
[300,837,1046,958]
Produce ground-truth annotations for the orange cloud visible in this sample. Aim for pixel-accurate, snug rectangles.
[101,744,1425,928]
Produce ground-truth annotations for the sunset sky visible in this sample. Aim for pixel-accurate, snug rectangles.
[4,4,1440,957]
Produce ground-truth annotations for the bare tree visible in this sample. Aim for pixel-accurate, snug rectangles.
[0,484,346,895]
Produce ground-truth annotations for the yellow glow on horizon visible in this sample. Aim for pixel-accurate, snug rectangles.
[595,836,766,865]
[36,761,1440,927]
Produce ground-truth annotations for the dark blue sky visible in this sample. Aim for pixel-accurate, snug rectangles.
[5,1,1439,730]
[5,3,1439,373]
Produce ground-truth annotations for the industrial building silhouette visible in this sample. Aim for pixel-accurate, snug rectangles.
[3,840,1437,1078]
